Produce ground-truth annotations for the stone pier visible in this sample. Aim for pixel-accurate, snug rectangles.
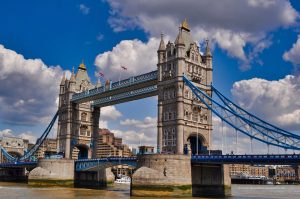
[131,154,231,197]
[191,163,231,197]
[74,168,115,188]
[28,159,74,186]
[131,154,192,197]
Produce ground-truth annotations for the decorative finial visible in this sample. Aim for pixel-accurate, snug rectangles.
[181,18,190,31]
[72,66,75,74]
[205,39,212,57]
[158,32,166,51]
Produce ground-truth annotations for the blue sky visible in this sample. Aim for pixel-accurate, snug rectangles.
[0,0,300,153]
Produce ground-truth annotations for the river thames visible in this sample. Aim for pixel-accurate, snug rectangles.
[0,182,299,199]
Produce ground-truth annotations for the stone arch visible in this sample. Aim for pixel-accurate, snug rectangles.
[72,144,89,160]
[187,133,207,155]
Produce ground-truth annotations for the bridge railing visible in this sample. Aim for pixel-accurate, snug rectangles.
[72,70,158,102]
[75,157,137,171]
[92,85,157,106]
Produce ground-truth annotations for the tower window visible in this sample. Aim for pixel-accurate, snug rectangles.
[81,113,87,122]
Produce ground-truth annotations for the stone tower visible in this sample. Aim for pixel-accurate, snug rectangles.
[57,62,100,159]
[157,19,213,154]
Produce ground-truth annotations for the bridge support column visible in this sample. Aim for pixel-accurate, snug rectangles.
[75,168,115,188]
[191,163,231,197]
[28,159,74,186]
[131,154,192,197]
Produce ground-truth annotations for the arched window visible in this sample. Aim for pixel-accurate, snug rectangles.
[81,113,87,122]
[169,112,172,120]
[80,127,87,136]
[192,108,198,122]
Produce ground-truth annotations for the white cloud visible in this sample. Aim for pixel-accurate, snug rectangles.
[0,129,14,137]
[95,38,159,80]
[120,116,156,129]
[107,0,299,69]
[19,132,37,143]
[100,106,122,120]
[212,116,271,154]
[96,33,104,41]
[79,4,90,15]
[0,44,65,125]
[232,75,300,131]
[111,129,156,149]
[283,35,300,68]
[0,129,37,144]
[99,120,108,129]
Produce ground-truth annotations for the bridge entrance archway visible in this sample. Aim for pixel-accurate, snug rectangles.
[187,134,204,155]
[72,145,89,160]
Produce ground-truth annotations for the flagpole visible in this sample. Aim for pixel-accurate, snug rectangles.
[118,69,122,85]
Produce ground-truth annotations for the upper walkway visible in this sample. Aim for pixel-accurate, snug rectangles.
[71,70,158,106]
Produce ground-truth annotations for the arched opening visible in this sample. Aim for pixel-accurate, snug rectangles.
[8,151,22,158]
[72,145,89,160]
[187,135,203,155]
[2,151,22,162]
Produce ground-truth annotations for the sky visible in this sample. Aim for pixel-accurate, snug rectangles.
[0,0,300,154]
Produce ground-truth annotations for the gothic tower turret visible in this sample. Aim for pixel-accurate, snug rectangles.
[57,62,100,159]
[157,19,213,155]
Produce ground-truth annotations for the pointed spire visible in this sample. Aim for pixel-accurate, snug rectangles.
[70,66,76,82]
[79,59,86,70]
[175,27,184,45]
[158,33,166,51]
[181,18,190,32]
[205,39,212,57]
[60,72,66,85]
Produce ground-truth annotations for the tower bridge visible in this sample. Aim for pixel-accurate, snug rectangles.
[0,19,300,197]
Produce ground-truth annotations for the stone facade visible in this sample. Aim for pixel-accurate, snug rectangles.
[131,154,192,197]
[0,136,29,162]
[57,63,100,159]
[28,159,74,186]
[157,19,213,154]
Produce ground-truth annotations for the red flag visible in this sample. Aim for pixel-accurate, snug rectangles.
[121,65,127,70]
[97,71,104,77]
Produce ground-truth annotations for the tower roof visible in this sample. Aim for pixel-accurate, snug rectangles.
[181,18,190,32]
[205,39,212,57]
[158,33,166,51]
[60,72,66,85]
[78,60,86,70]
[175,28,185,45]
[70,67,76,83]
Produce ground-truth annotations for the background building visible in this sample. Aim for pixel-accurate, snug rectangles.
[93,128,132,158]
[35,138,57,158]
[138,146,155,154]
[0,136,29,162]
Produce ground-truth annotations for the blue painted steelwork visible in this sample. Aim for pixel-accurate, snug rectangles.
[0,112,58,162]
[75,157,137,171]
[182,76,300,150]
[191,154,300,165]
[0,161,37,168]
[212,86,300,140]
[93,85,157,107]
[72,70,158,102]
[0,147,17,162]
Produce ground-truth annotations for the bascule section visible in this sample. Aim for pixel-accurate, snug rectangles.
[57,62,100,159]
[157,19,213,154]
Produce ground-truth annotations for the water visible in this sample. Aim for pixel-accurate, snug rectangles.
[0,182,299,199]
